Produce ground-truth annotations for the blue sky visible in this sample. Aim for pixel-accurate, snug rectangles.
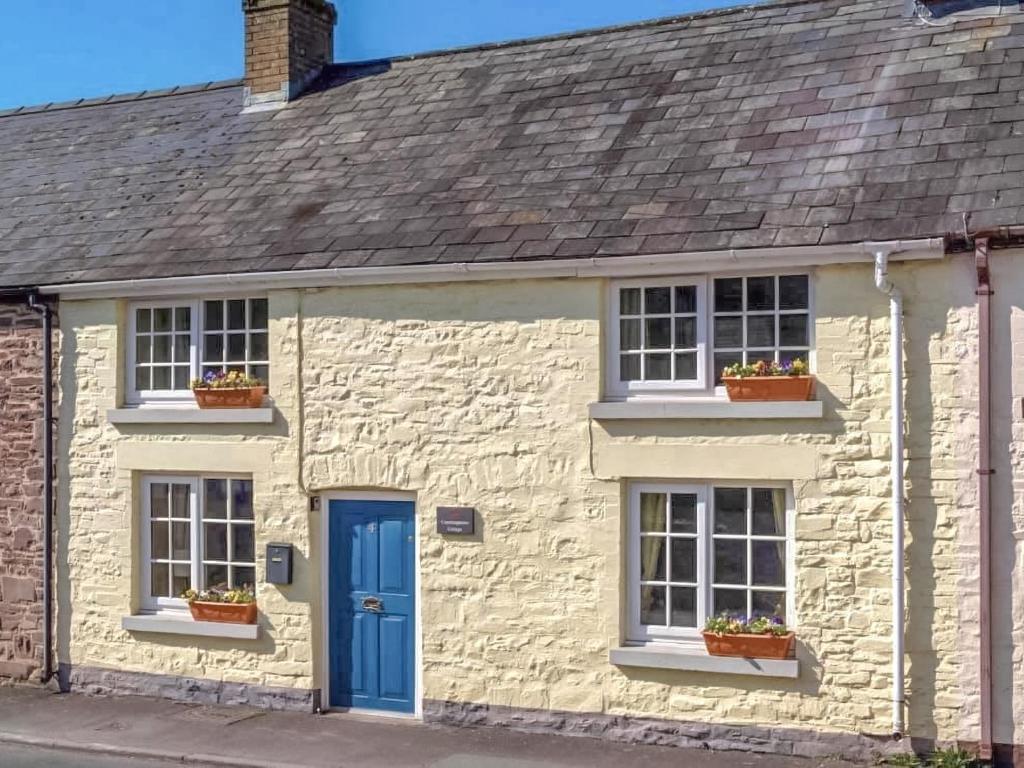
[0,0,742,110]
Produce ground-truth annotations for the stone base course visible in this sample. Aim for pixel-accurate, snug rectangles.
[64,664,320,713]
[423,699,907,762]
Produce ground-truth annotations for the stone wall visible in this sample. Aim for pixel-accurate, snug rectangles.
[56,263,981,753]
[0,301,45,682]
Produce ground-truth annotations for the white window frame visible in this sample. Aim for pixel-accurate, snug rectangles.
[126,296,269,406]
[607,277,708,398]
[139,473,256,614]
[607,272,813,400]
[627,481,795,647]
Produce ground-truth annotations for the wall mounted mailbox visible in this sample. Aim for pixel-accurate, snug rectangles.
[266,543,293,585]
[437,507,475,535]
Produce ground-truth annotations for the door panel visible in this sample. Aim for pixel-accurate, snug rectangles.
[329,500,415,713]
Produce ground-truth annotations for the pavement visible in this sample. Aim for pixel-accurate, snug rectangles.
[0,687,862,768]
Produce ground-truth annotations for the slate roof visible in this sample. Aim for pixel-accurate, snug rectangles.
[2,0,1024,288]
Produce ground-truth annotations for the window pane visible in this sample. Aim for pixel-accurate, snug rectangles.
[171,484,190,518]
[620,287,641,315]
[752,488,786,536]
[227,334,246,362]
[675,353,697,381]
[233,566,256,589]
[205,564,229,590]
[232,525,255,563]
[620,319,640,351]
[228,300,246,330]
[205,301,225,331]
[136,308,152,333]
[620,355,640,382]
[752,541,786,587]
[675,285,696,314]
[151,563,169,597]
[171,522,190,560]
[714,488,747,534]
[251,365,270,385]
[645,318,671,349]
[670,587,696,628]
[670,539,696,583]
[250,299,269,330]
[714,352,742,385]
[714,316,743,348]
[152,335,171,363]
[205,479,228,519]
[174,367,191,391]
[150,483,169,518]
[674,317,696,348]
[640,493,665,532]
[250,332,269,361]
[780,315,809,347]
[233,480,254,520]
[175,307,191,332]
[640,585,666,626]
[644,287,671,314]
[174,334,190,361]
[714,278,743,312]
[779,275,809,310]
[747,315,775,348]
[746,276,775,311]
[670,494,696,533]
[752,591,786,621]
[172,564,191,597]
[152,366,170,394]
[713,588,747,618]
[150,521,169,560]
[204,523,228,561]
[135,366,151,392]
[714,540,747,585]
[135,336,151,364]
[640,538,666,581]
[154,308,173,333]
[645,353,671,380]
[204,334,224,362]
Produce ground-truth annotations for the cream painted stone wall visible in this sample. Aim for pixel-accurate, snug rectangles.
[57,264,983,744]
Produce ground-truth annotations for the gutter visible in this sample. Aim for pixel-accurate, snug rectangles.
[26,293,54,685]
[974,238,993,762]
[873,248,907,739]
[38,239,945,300]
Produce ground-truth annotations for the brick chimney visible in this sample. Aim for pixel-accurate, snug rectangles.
[242,0,337,110]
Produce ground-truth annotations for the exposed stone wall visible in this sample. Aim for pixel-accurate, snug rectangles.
[57,264,979,754]
[0,302,45,682]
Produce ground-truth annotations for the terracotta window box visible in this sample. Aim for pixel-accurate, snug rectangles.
[702,631,795,660]
[188,601,258,625]
[722,376,814,402]
[193,387,266,409]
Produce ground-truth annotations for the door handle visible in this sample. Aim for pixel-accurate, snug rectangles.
[362,596,383,613]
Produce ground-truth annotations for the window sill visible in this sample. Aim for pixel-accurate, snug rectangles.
[122,613,260,640]
[108,407,274,425]
[610,644,799,678]
[589,399,822,420]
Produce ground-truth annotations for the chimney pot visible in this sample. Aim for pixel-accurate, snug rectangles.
[242,0,337,110]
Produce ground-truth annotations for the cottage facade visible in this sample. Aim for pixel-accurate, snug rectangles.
[3,0,1024,762]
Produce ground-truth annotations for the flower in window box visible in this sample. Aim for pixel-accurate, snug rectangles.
[183,586,258,625]
[702,614,795,659]
[190,370,266,409]
[720,358,814,402]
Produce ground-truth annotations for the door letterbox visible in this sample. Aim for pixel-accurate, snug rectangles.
[266,543,293,585]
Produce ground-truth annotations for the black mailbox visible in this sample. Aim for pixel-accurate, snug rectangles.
[266,543,293,585]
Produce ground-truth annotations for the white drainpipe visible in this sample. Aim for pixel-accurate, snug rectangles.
[874,249,906,738]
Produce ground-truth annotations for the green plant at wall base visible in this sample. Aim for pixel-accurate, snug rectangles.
[703,614,789,636]
[882,754,923,767]
[881,747,980,768]
[721,358,809,379]
[182,586,255,605]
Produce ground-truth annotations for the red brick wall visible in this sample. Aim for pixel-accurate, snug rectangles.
[0,302,44,681]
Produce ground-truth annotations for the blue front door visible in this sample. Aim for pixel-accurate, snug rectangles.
[328,499,416,713]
